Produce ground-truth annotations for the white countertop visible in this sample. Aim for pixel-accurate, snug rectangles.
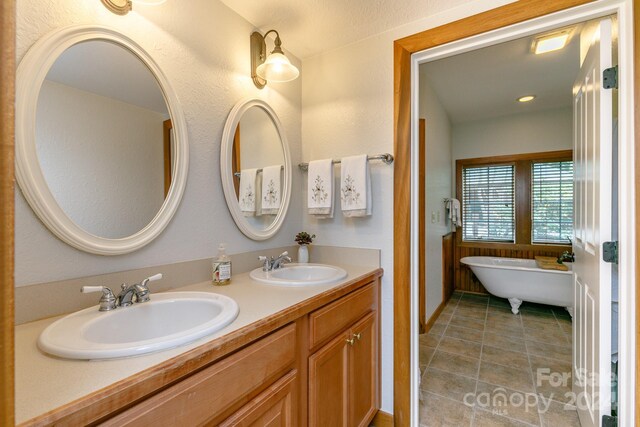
[15,264,378,424]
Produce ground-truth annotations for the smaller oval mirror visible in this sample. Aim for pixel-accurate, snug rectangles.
[220,99,291,240]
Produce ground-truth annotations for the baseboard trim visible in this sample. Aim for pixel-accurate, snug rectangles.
[423,300,445,334]
[371,409,394,426]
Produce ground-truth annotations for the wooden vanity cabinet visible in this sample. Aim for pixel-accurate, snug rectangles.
[307,282,379,427]
[25,271,381,427]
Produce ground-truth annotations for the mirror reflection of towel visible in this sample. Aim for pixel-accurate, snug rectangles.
[308,159,334,218]
[261,165,282,215]
[239,168,258,217]
[340,155,371,217]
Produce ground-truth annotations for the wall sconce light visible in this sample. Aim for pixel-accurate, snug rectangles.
[251,30,300,89]
[100,0,166,15]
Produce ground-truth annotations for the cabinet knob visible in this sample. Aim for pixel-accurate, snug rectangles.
[346,337,356,346]
[353,332,362,341]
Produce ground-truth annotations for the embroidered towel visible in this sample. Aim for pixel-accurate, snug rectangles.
[340,154,371,217]
[307,159,334,218]
[239,168,258,217]
[261,165,282,215]
[445,198,461,227]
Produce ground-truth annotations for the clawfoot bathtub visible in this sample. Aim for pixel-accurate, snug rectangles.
[460,256,573,316]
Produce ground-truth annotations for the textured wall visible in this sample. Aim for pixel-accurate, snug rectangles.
[15,0,303,285]
[452,107,573,160]
[419,72,452,322]
[37,80,165,239]
[301,0,515,412]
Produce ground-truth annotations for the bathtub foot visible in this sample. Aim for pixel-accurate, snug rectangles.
[565,307,574,319]
[508,298,523,315]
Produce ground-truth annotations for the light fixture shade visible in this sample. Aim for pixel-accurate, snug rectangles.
[256,53,300,83]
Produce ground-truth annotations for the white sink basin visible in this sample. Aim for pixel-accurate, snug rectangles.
[250,263,347,287]
[38,292,239,360]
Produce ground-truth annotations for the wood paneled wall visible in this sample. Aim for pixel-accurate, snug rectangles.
[442,233,454,301]
[453,235,569,294]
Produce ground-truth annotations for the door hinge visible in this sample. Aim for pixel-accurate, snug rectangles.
[603,241,618,264]
[603,66,618,89]
[602,414,618,427]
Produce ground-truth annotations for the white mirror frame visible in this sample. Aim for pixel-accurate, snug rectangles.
[15,25,189,255]
[220,98,292,240]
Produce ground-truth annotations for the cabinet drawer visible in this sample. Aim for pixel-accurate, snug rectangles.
[101,324,296,427]
[309,282,375,349]
[220,370,297,427]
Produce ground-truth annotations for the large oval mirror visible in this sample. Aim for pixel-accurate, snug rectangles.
[220,99,291,240]
[16,25,188,255]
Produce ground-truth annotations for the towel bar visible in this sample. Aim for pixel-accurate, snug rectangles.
[233,165,284,178]
[298,153,394,171]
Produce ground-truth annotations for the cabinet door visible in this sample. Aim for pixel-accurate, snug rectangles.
[348,312,378,427]
[219,370,296,427]
[308,330,350,427]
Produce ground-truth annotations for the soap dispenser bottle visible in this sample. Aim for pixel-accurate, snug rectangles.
[212,243,232,285]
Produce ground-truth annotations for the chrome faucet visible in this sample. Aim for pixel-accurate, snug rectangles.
[81,273,163,311]
[258,251,292,272]
[273,252,292,269]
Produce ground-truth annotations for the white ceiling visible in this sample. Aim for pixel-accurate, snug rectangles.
[420,28,581,124]
[219,0,473,59]
[45,40,169,115]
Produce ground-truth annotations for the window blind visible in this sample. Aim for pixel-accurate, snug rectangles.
[462,165,515,242]
[531,160,573,244]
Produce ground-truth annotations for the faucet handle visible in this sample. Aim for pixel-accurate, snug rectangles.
[81,286,117,311]
[136,273,162,303]
[81,285,108,294]
[145,273,163,283]
[258,256,272,271]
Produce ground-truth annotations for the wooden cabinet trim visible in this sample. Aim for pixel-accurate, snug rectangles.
[21,270,382,427]
[309,281,376,350]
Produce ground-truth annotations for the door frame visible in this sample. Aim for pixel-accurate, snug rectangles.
[1,0,15,425]
[393,0,638,424]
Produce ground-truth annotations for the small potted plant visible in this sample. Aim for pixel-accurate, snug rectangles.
[294,232,316,263]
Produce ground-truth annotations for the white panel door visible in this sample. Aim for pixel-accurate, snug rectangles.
[572,18,613,427]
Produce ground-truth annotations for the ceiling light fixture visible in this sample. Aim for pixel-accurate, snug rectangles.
[100,0,166,15]
[251,30,300,89]
[517,95,536,103]
[532,29,572,55]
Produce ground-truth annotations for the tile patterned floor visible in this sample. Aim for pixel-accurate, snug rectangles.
[419,292,581,427]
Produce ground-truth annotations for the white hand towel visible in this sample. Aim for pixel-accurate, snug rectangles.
[446,198,461,227]
[238,168,258,217]
[308,159,334,218]
[254,171,263,217]
[340,154,371,217]
[261,165,282,215]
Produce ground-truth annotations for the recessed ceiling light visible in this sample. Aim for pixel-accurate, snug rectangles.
[518,95,536,103]
[532,30,572,55]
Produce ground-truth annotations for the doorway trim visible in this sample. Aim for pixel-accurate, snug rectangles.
[393,0,637,424]
[1,0,15,425]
